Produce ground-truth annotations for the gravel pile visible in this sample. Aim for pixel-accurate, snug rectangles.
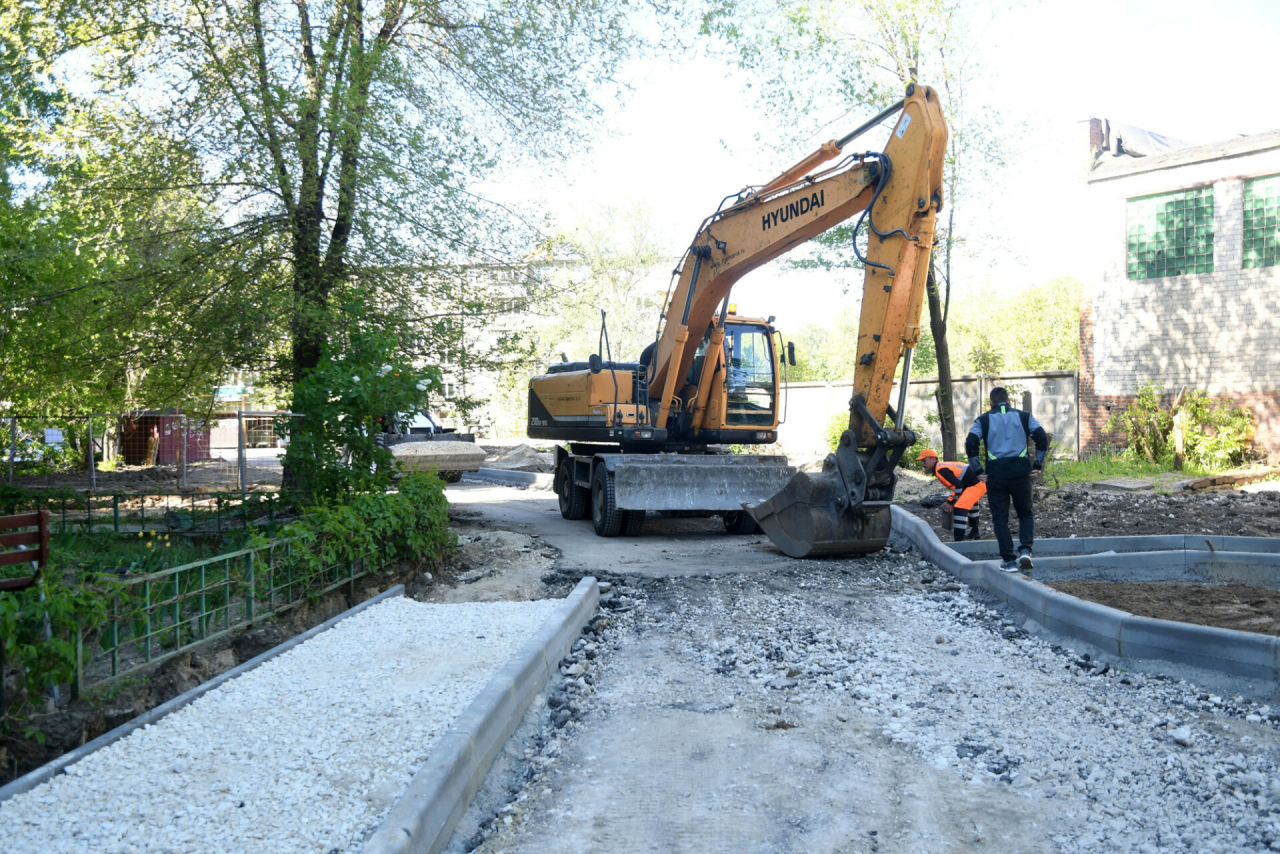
[1,596,560,854]
[679,565,1280,852]
[476,553,1280,853]
[458,583,640,851]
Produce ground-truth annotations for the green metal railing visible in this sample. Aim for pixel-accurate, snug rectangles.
[73,536,382,694]
[1,492,284,537]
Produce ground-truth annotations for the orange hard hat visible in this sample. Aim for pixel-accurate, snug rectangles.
[915,448,939,461]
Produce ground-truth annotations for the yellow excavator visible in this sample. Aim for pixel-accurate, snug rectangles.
[528,83,947,557]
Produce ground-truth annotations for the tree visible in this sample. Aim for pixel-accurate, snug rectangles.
[948,276,1081,374]
[704,0,1007,460]
[19,0,661,485]
[490,205,671,434]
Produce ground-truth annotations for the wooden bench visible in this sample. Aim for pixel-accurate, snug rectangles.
[0,510,51,592]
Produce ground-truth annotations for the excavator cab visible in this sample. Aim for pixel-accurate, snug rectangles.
[723,323,777,426]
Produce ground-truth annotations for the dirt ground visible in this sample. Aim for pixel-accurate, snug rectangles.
[898,480,1280,543]
[1049,581,1280,636]
[898,477,1280,637]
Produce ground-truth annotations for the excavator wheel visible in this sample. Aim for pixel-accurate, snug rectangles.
[591,465,624,537]
[621,510,646,537]
[557,458,589,520]
[721,511,760,536]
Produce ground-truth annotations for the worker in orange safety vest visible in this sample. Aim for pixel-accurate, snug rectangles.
[916,449,985,542]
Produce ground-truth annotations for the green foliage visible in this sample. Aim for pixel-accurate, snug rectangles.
[950,277,1082,375]
[6,0,672,472]
[1106,384,1171,464]
[1042,446,1210,487]
[1107,384,1257,472]
[825,413,848,455]
[1180,391,1257,470]
[0,574,113,721]
[259,474,453,593]
[284,302,439,498]
[786,309,862,382]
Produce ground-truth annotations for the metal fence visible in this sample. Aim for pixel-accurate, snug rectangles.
[0,491,289,536]
[3,410,303,492]
[71,537,386,697]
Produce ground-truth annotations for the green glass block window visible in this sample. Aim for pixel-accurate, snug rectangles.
[1244,174,1280,269]
[1126,186,1214,279]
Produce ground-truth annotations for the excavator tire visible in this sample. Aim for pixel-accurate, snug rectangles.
[721,511,760,535]
[591,465,623,537]
[557,458,589,520]
[621,510,646,537]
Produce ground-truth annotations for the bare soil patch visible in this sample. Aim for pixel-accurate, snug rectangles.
[1049,581,1280,637]
[899,483,1280,543]
[897,481,1280,638]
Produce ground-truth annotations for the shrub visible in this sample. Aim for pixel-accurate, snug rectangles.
[1,475,453,723]
[1107,384,1255,471]
[260,473,453,591]
[0,570,114,720]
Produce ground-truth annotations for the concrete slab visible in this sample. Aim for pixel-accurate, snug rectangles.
[1092,477,1156,491]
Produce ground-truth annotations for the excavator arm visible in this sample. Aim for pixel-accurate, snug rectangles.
[645,83,947,557]
[649,84,946,449]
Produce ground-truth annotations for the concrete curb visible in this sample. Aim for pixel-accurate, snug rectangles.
[949,534,1280,560]
[362,576,600,854]
[0,584,406,804]
[470,468,554,490]
[890,506,1280,682]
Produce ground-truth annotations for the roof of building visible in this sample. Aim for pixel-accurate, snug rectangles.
[1089,127,1280,183]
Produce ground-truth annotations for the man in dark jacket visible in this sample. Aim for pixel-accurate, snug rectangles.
[965,387,1049,571]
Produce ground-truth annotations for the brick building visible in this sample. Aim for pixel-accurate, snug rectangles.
[1078,120,1280,458]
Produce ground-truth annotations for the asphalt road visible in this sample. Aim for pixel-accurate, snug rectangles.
[445,482,803,576]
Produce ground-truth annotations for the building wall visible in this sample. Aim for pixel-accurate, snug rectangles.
[1081,146,1280,456]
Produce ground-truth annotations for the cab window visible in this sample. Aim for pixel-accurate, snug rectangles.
[723,324,775,426]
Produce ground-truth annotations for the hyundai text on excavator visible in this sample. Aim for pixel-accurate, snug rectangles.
[527,84,947,557]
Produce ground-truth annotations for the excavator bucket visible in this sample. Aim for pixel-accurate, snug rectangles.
[746,466,892,558]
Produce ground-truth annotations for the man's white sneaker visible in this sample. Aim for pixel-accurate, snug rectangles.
[1018,550,1034,570]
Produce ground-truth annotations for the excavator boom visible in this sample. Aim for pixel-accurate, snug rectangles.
[744,85,947,557]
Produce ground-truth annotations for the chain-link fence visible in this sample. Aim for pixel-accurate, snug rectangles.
[2,411,304,493]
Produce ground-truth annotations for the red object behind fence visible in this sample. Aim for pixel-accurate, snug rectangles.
[119,414,212,466]
[0,510,51,592]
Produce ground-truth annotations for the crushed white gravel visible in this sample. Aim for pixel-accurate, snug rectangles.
[475,558,1280,853]
[0,595,559,854]
[689,570,1280,852]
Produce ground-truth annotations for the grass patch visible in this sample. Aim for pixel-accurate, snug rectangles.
[1044,450,1213,487]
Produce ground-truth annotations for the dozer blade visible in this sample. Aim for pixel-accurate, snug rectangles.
[746,469,892,558]
[610,454,796,512]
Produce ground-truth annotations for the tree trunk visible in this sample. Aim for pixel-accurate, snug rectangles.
[925,263,958,460]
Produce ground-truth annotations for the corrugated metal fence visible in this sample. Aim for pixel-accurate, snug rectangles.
[777,370,1079,459]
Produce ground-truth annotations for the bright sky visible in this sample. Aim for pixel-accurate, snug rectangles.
[489,0,1280,337]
